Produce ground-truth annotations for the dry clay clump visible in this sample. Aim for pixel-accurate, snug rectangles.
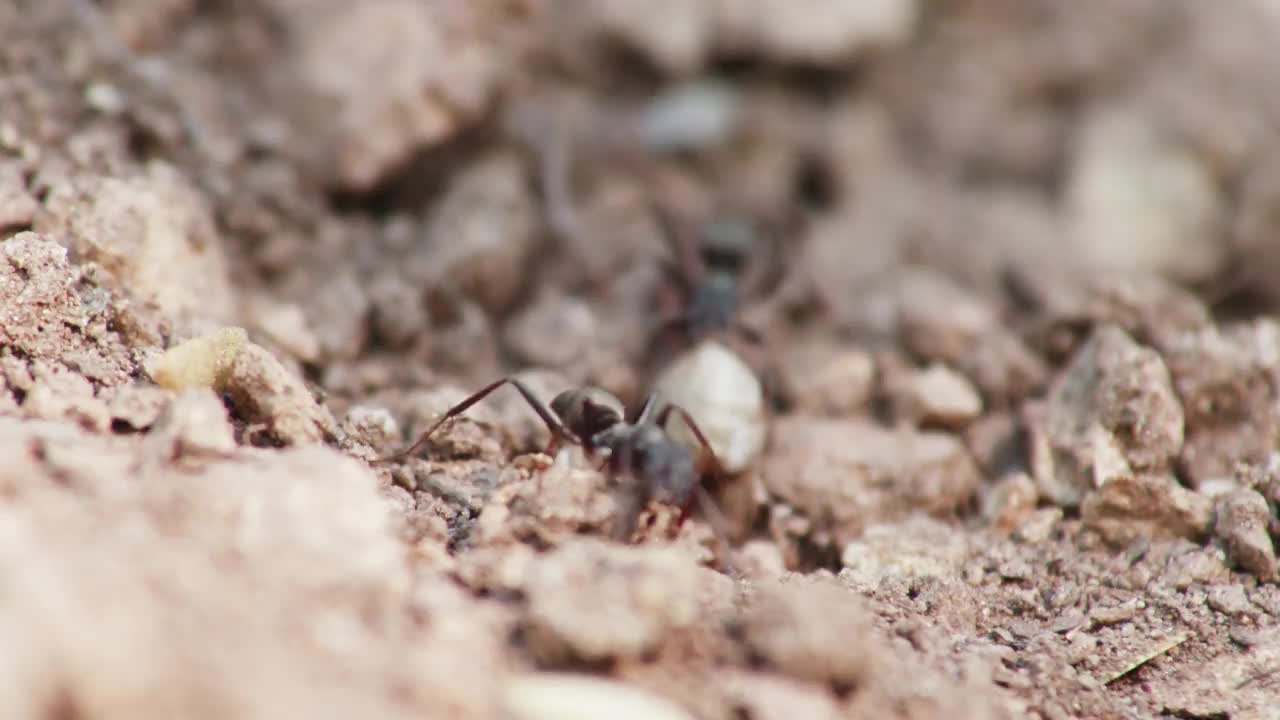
[519,538,705,664]
[0,232,135,388]
[35,162,236,334]
[287,0,524,190]
[761,416,980,550]
[736,577,877,688]
[1030,324,1185,507]
[147,328,337,446]
[1164,319,1280,487]
[0,417,507,720]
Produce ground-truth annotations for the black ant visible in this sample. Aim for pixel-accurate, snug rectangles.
[377,377,738,569]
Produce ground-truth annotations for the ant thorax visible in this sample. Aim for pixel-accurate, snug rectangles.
[685,272,739,335]
[586,423,631,459]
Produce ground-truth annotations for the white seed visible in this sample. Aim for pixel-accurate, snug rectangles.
[653,340,767,474]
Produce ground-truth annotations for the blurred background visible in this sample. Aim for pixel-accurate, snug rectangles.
[4,1,1280,718]
[11,0,1280,404]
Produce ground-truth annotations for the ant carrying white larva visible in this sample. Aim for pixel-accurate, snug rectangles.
[378,377,737,571]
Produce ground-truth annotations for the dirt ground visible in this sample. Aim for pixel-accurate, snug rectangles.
[3,0,1280,718]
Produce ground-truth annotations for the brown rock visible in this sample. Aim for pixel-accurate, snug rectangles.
[1036,324,1184,507]
[1160,547,1230,590]
[1081,474,1212,546]
[226,343,338,446]
[340,406,400,455]
[1206,584,1253,616]
[1165,320,1280,487]
[714,0,920,65]
[304,270,372,362]
[549,0,918,76]
[472,459,621,548]
[547,0,715,75]
[1232,147,1280,309]
[247,297,322,364]
[1214,489,1278,580]
[1013,508,1063,544]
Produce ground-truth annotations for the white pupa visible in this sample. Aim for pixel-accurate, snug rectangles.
[653,339,767,474]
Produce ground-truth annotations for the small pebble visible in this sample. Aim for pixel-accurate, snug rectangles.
[1214,489,1278,580]
[1014,508,1063,544]
[1206,584,1252,616]
[1052,609,1085,634]
[900,363,983,427]
[1089,599,1140,627]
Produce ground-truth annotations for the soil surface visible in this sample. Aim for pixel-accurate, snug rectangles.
[3,1,1280,718]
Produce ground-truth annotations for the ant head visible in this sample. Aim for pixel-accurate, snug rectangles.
[550,387,625,444]
[684,273,740,336]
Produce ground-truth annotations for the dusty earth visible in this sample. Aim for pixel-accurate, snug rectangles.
[4,1,1280,718]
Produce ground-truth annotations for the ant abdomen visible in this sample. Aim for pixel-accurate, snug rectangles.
[613,424,697,507]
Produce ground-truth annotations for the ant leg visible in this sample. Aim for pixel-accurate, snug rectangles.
[655,403,740,575]
[730,320,766,348]
[652,200,707,287]
[654,404,728,478]
[376,377,574,464]
[631,391,662,426]
[692,484,740,578]
[609,441,643,542]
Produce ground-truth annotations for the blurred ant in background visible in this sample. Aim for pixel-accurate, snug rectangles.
[646,197,792,372]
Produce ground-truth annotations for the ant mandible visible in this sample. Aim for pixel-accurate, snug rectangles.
[377,377,736,560]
